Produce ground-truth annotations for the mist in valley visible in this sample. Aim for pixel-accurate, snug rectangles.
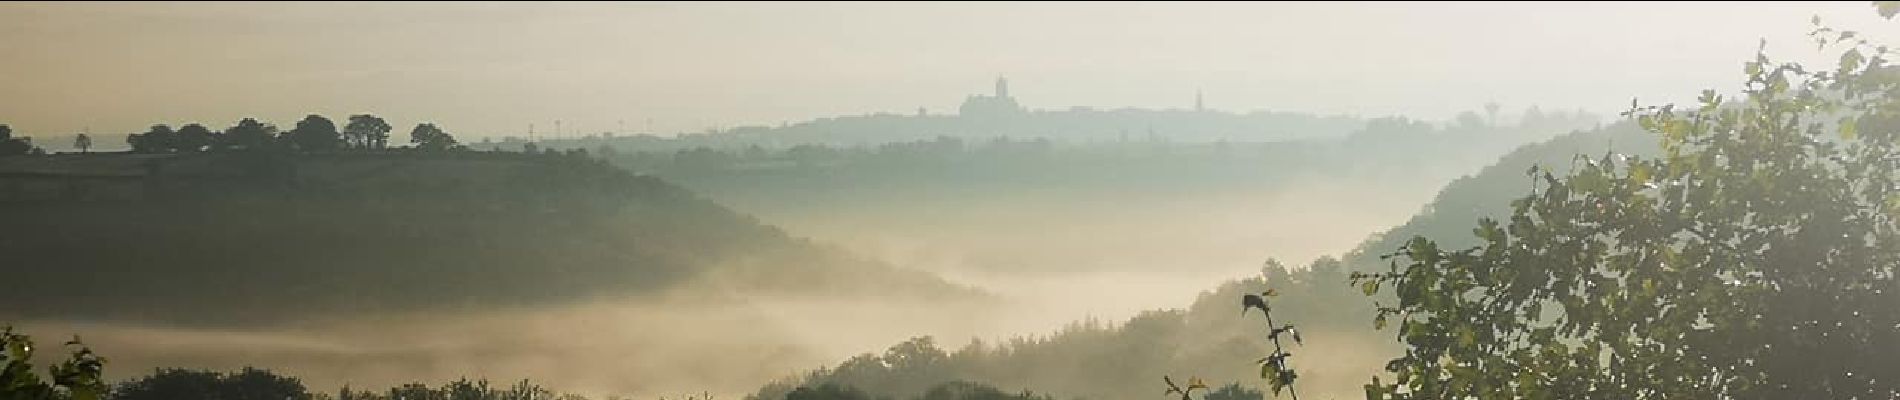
[0,154,1450,399]
[4,2,1900,400]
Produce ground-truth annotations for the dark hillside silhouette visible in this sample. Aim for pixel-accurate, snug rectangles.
[0,150,977,325]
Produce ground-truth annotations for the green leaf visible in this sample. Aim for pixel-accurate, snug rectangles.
[70,387,100,400]
[1629,163,1652,186]
[1362,280,1380,296]
[1842,48,1866,74]
[1366,377,1386,400]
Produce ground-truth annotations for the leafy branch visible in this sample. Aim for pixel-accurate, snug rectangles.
[1242,288,1301,400]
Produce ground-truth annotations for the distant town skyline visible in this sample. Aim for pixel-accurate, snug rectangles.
[1,2,1894,141]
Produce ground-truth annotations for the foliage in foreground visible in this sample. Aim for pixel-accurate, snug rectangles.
[0,328,106,400]
[1239,287,1302,399]
[1354,7,1900,399]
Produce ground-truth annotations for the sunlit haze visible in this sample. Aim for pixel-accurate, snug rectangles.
[4,2,1899,400]
[0,2,1891,139]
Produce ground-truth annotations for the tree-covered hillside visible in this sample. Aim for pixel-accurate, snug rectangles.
[0,151,978,325]
[746,257,1383,400]
[741,119,1651,400]
[1338,121,1660,270]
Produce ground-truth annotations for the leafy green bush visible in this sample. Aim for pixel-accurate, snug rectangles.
[1354,6,1900,399]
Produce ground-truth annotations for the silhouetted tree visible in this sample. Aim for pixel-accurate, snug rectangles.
[220,118,278,151]
[1483,101,1501,126]
[1451,111,1485,130]
[111,369,221,400]
[1522,106,1547,127]
[286,114,340,152]
[73,133,92,154]
[410,123,458,151]
[126,124,176,153]
[222,368,313,400]
[786,383,871,400]
[920,381,1052,400]
[113,367,312,400]
[328,378,571,400]
[1203,384,1264,400]
[174,123,215,153]
[0,124,31,156]
[345,114,393,150]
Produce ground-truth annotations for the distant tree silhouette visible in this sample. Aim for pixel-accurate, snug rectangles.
[410,123,458,151]
[112,367,312,400]
[1483,101,1502,126]
[785,383,871,400]
[920,381,1052,400]
[111,369,221,400]
[1452,111,1486,130]
[333,378,568,400]
[221,118,278,151]
[780,381,1050,400]
[73,133,92,154]
[126,124,176,153]
[1203,384,1264,400]
[286,114,340,152]
[0,124,32,156]
[174,123,216,153]
[345,114,393,150]
[1522,106,1547,126]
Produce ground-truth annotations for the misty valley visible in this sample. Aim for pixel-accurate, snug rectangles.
[4,2,1900,400]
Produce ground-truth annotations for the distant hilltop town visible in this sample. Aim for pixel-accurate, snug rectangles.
[958,76,1026,119]
[469,77,1598,154]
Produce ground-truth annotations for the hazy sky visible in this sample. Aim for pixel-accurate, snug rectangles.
[1,1,1893,140]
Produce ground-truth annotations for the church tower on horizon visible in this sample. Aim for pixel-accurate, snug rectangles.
[961,75,1024,118]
